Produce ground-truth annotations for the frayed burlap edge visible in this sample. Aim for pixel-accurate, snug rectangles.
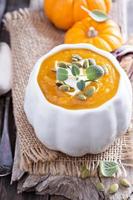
[20,128,133,177]
[4,8,133,177]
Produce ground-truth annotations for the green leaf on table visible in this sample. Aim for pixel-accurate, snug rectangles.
[86,65,104,81]
[100,161,119,177]
[77,80,85,91]
[57,68,68,81]
[71,64,80,76]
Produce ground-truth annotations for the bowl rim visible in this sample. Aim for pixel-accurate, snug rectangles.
[32,43,128,113]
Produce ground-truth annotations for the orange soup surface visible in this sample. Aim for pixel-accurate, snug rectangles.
[37,49,120,110]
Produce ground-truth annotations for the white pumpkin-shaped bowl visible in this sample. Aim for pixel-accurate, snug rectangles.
[24,44,132,156]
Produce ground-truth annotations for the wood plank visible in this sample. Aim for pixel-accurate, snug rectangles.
[111,0,128,40]
[33,170,133,200]
[51,196,68,200]
[5,0,30,12]
[1,169,133,200]
[0,175,49,200]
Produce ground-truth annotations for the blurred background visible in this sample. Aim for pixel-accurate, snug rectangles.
[127,0,133,35]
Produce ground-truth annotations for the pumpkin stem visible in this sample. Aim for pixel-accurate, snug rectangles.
[88,27,98,37]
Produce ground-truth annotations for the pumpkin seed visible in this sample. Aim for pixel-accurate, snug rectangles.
[96,182,105,192]
[51,68,56,72]
[57,61,72,68]
[76,94,87,101]
[72,62,83,68]
[83,59,89,69]
[119,178,131,187]
[108,183,119,194]
[56,82,63,87]
[103,67,108,75]
[69,87,75,92]
[81,169,90,179]
[84,86,96,97]
[80,166,90,179]
[72,54,82,62]
[59,84,70,92]
[57,62,68,68]
[88,58,96,66]
[83,58,96,69]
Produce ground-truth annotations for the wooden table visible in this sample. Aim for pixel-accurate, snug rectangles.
[0,0,133,200]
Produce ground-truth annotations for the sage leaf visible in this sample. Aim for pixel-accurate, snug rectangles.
[100,161,119,177]
[81,6,108,22]
[90,10,108,22]
[57,68,68,81]
[77,80,85,91]
[86,65,104,81]
[71,64,80,76]
[84,87,95,97]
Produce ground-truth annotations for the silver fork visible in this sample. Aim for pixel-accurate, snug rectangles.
[0,94,13,176]
[0,0,6,22]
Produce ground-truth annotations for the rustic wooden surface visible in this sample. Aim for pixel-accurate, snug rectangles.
[0,0,133,200]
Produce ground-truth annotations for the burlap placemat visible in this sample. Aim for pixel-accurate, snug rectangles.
[4,8,133,178]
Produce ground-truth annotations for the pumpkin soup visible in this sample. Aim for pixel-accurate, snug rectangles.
[37,49,120,109]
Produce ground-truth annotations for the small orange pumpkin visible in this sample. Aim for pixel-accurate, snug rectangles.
[44,0,112,30]
[64,17,123,52]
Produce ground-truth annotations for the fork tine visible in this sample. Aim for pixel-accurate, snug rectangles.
[8,92,16,157]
